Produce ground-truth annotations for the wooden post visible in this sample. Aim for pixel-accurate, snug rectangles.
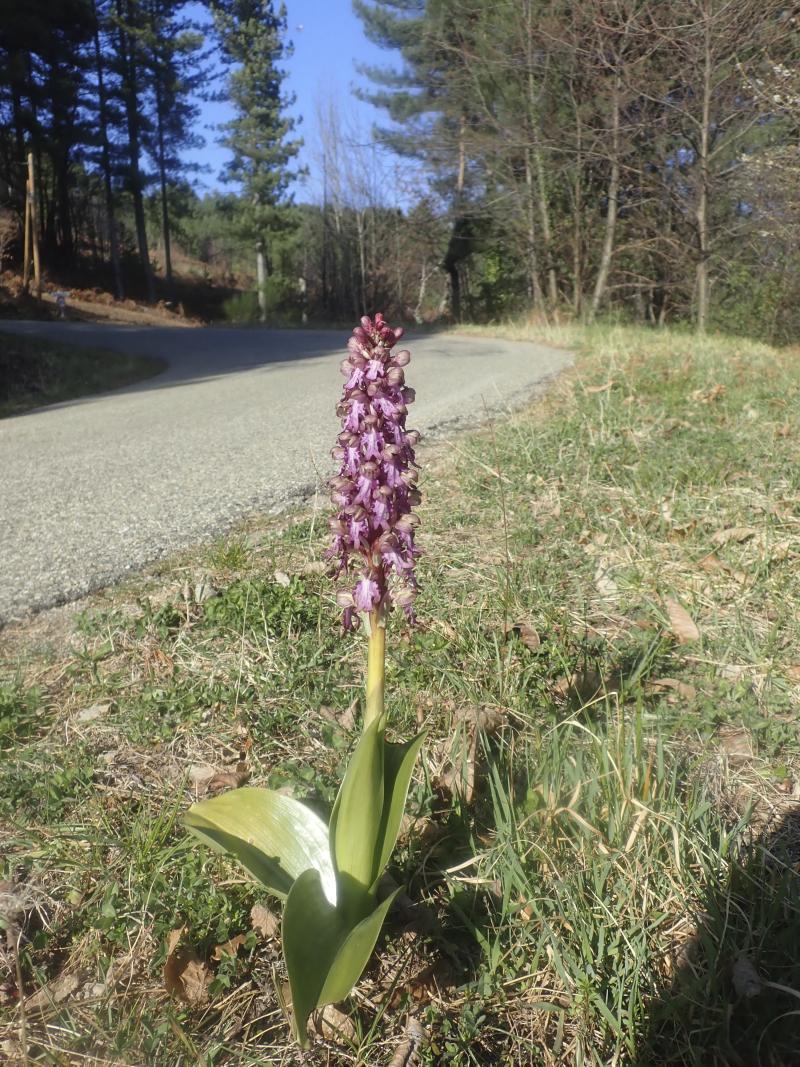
[27,152,42,299]
[22,177,31,293]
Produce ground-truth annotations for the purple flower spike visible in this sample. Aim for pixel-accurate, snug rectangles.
[329,312,420,629]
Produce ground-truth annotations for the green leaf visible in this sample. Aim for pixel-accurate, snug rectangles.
[373,730,426,885]
[283,868,398,1047]
[185,787,335,903]
[329,717,385,893]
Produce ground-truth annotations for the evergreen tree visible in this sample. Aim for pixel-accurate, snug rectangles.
[140,0,204,291]
[211,0,301,321]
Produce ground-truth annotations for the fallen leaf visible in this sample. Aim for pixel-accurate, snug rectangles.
[717,725,754,761]
[585,380,615,394]
[212,934,247,961]
[711,526,757,546]
[732,956,763,999]
[719,664,751,682]
[387,1017,428,1067]
[691,383,725,403]
[698,552,725,574]
[553,668,611,703]
[163,928,210,1005]
[664,598,700,644]
[434,706,505,804]
[189,764,216,789]
[206,764,251,794]
[76,700,115,723]
[785,665,800,683]
[250,903,280,940]
[309,1002,356,1042]
[594,559,618,600]
[502,620,541,652]
[647,678,697,701]
[767,539,796,562]
[273,570,291,587]
[26,970,81,1011]
[318,700,358,732]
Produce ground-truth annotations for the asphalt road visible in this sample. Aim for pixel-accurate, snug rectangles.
[0,323,571,623]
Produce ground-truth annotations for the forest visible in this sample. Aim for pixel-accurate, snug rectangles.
[1,0,799,340]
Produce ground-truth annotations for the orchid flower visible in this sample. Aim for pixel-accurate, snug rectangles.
[184,315,424,1046]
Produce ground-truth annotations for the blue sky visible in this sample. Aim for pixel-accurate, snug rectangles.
[184,0,404,203]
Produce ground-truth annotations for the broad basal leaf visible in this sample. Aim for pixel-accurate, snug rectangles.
[283,868,398,1047]
[329,717,385,895]
[373,731,426,885]
[185,787,335,903]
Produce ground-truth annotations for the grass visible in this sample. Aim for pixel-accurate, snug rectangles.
[0,332,165,417]
[1,322,799,1064]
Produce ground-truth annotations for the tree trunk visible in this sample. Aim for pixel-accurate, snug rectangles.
[589,75,621,322]
[153,72,173,292]
[118,1,155,303]
[256,241,267,322]
[695,3,712,334]
[523,0,557,306]
[93,9,124,300]
[445,262,461,323]
[524,149,545,310]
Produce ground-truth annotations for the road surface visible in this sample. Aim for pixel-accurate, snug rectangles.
[0,323,571,623]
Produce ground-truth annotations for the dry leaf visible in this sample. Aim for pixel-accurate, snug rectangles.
[189,764,216,789]
[206,764,250,794]
[711,526,757,546]
[502,620,541,652]
[76,700,115,723]
[309,1002,357,1042]
[785,665,800,683]
[717,725,754,761]
[719,664,751,682]
[664,598,700,644]
[25,970,81,1012]
[273,570,291,587]
[594,559,618,600]
[585,380,615,394]
[698,552,726,574]
[647,678,697,701]
[732,956,763,999]
[163,927,210,1005]
[212,934,247,961]
[435,706,504,804]
[301,559,328,575]
[387,1017,428,1067]
[553,668,608,703]
[691,383,725,403]
[318,700,357,732]
[250,903,280,940]
[767,539,796,562]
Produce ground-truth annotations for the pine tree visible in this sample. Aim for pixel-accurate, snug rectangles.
[140,0,204,292]
[211,0,301,322]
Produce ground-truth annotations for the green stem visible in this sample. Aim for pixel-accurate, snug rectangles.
[364,611,385,730]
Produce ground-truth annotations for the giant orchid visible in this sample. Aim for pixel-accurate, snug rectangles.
[185,314,424,1046]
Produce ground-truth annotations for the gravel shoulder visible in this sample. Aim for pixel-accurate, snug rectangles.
[0,323,571,624]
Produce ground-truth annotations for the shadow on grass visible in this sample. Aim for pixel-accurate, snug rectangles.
[636,803,800,1067]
